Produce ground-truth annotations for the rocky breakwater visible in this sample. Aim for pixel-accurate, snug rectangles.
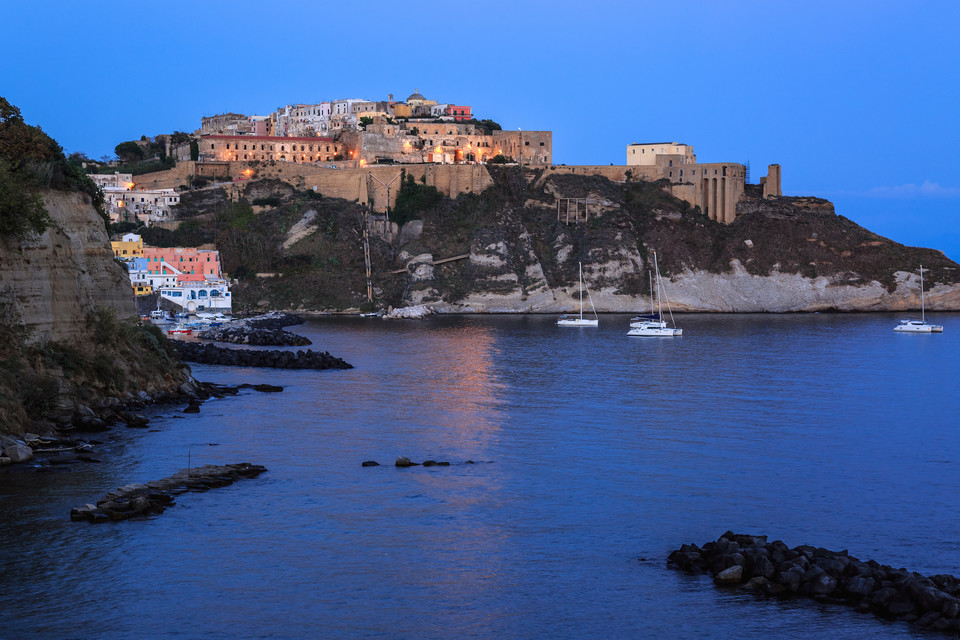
[197,312,311,346]
[669,532,960,634]
[70,463,266,523]
[172,342,352,370]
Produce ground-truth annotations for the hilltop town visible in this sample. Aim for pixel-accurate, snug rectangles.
[90,89,780,229]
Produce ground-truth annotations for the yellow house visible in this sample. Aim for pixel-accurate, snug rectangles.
[111,233,144,258]
[133,283,153,296]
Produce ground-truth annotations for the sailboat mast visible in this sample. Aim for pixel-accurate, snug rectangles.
[579,262,584,321]
[648,270,654,316]
[653,252,663,319]
[920,265,925,322]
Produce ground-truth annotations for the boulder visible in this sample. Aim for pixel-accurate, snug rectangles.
[253,384,283,393]
[3,444,33,463]
[776,569,803,593]
[361,461,380,467]
[715,565,743,584]
[747,554,776,580]
[808,572,838,596]
[884,600,916,618]
[842,575,877,597]
[395,457,416,468]
[743,576,769,591]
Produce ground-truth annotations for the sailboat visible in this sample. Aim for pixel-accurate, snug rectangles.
[628,252,682,337]
[894,265,943,333]
[557,262,599,327]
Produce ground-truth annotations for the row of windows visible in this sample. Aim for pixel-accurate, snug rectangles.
[161,290,230,297]
[235,154,335,162]
[217,143,334,152]
[145,255,212,262]
[427,140,492,148]
[112,197,178,203]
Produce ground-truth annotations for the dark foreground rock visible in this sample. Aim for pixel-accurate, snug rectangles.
[70,463,267,523]
[669,532,960,634]
[171,342,352,370]
[197,312,310,346]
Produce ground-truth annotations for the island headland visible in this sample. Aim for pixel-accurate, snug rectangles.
[138,167,960,315]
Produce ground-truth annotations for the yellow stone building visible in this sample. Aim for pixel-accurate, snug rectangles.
[111,233,144,258]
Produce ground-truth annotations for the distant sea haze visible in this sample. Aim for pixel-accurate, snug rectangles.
[2,313,957,639]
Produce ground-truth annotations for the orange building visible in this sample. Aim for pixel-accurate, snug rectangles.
[142,246,222,277]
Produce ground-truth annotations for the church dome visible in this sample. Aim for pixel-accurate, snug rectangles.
[407,89,426,103]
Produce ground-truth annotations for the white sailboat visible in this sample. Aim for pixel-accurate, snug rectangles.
[894,265,943,333]
[557,262,599,327]
[628,252,682,337]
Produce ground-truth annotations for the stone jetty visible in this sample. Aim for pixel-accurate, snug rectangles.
[70,463,266,523]
[197,312,310,346]
[171,342,352,370]
[669,532,960,634]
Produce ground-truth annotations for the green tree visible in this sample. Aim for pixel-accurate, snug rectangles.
[189,139,199,161]
[0,159,51,237]
[115,141,144,163]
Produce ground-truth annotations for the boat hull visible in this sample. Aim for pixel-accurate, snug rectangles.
[627,321,681,337]
[557,318,599,327]
[894,322,943,333]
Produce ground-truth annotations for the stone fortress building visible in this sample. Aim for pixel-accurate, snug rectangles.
[626,142,781,223]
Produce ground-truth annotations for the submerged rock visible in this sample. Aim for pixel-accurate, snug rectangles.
[71,463,266,523]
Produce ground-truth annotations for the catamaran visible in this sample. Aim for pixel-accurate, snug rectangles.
[557,262,599,327]
[628,252,682,337]
[894,265,943,333]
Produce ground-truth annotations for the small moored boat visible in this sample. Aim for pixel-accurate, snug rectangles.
[628,252,682,337]
[557,262,599,327]
[894,265,943,333]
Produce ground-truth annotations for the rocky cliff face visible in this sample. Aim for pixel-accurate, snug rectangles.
[0,190,190,436]
[0,190,135,340]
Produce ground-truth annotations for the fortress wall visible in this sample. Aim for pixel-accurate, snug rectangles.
[132,162,194,190]
[292,164,493,212]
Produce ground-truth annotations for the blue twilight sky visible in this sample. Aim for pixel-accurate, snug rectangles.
[2,1,958,259]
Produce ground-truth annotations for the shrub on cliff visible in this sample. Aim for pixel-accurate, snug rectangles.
[0,159,51,237]
[0,96,107,234]
[392,171,443,226]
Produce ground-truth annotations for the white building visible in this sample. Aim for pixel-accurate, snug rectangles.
[104,187,181,225]
[626,142,697,166]
[90,172,134,189]
[157,276,232,312]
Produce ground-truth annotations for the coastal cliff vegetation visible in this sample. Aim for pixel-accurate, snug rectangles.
[0,96,106,236]
[0,306,188,435]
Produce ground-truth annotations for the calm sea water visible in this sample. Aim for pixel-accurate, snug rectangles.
[2,313,958,639]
